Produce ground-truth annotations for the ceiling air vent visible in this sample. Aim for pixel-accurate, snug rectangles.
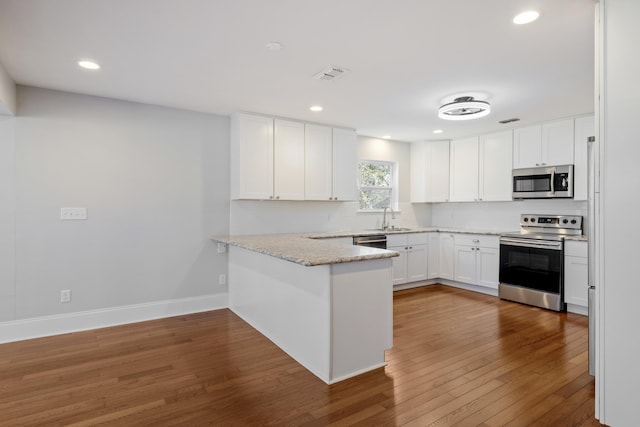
[499,118,520,124]
[313,65,350,81]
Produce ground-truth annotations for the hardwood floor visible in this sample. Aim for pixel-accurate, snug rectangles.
[0,285,601,426]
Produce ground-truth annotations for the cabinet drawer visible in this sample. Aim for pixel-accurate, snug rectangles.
[565,240,588,258]
[386,234,408,247]
[407,232,430,245]
[454,234,499,249]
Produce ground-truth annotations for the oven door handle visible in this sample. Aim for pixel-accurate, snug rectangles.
[500,237,563,250]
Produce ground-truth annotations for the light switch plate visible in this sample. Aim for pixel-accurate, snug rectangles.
[61,207,88,220]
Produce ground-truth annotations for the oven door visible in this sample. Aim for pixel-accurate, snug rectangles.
[499,237,565,311]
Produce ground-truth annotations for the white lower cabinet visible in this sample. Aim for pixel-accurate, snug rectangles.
[564,240,588,312]
[453,234,500,289]
[438,233,455,280]
[388,233,430,285]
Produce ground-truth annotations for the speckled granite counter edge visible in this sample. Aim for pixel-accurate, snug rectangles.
[213,228,587,267]
[213,234,399,267]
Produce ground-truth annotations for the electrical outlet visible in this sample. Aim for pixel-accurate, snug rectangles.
[217,243,227,253]
[61,207,88,220]
[219,274,226,285]
[60,289,71,303]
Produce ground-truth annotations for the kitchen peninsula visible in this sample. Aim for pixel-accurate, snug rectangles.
[213,233,398,384]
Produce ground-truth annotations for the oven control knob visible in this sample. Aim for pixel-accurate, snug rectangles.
[523,217,529,222]
[571,219,577,224]
[563,219,569,224]
[530,218,536,223]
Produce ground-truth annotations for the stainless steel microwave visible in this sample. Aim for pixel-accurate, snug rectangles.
[512,164,574,199]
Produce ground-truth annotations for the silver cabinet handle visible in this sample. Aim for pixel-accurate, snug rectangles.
[276,196,280,200]
[269,196,273,199]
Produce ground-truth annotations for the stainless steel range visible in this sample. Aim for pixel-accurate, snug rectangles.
[499,214,583,311]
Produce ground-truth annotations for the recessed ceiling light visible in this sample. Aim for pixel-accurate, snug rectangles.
[513,11,540,25]
[310,105,323,112]
[266,41,283,51]
[382,135,391,139]
[433,129,444,134]
[77,60,100,70]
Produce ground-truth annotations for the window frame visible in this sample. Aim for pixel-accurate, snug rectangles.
[357,159,399,212]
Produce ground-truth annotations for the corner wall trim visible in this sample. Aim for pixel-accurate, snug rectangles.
[0,293,229,344]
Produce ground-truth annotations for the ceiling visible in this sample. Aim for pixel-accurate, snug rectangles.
[0,0,595,142]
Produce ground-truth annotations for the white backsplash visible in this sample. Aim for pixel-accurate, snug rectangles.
[430,199,588,233]
[231,198,588,236]
[230,201,432,235]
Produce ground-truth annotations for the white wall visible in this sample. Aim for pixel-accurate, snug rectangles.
[431,200,588,232]
[230,136,432,234]
[0,115,16,321]
[601,0,640,425]
[0,60,16,115]
[4,86,229,324]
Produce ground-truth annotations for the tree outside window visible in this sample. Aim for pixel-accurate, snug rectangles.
[358,160,397,210]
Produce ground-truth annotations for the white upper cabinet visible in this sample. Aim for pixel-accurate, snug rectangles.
[513,119,574,169]
[304,124,333,201]
[573,115,595,201]
[332,128,358,201]
[479,130,513,201]
[231,113,274,200]
[449,132,513,202]
[449,137,479,202]
[411,140,450,202]
[274,119,305,200]
[231,113,357,201]
[513,125,542,169]
[543,119,575,166]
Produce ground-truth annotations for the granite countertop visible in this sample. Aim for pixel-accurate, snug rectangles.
[306,226,511,239]
[213,233,400,267]
[213,226,521,267]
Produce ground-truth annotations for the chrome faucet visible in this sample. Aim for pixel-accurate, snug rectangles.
[381,207,395,230]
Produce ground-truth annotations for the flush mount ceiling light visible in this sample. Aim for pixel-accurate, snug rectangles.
[382,135,391,139]
[432,129,444,134]
[513,11,540,25]
[309,105,323,112]
[438,96,491,121]
[77,60,100,70]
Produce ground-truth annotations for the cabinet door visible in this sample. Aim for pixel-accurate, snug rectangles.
[332,128,358,201]
[410,142,428,203]
[427,233,439,279]
[573,115,595,201]
[439,234,455,280]
[274,119,305,200]
[390,246,408,285]
[449,137,479,202]
[407,244,428,282]
[479,131,513,201]
[565,255,588,307]
[231,113,274,199]
[427,141,450,202]
[305,124,333,201]
[454,245,476,284]
[542,119,574,166]
[513,125,542,169]
[476,247,499,289]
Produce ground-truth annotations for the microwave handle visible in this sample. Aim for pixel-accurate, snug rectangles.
[550,170,555,194]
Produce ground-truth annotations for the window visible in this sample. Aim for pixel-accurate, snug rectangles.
[358,160,398,210]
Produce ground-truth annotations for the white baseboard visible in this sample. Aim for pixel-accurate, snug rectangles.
[0,293,229,344]
[433,279,499,297]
